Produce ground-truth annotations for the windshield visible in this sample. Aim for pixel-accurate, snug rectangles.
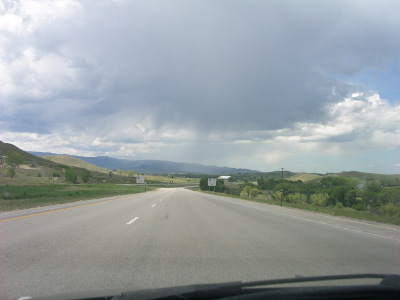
[0,1,399,299]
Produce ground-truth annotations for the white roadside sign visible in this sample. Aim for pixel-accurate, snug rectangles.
[136,176,145,184]
[208,178,217,186]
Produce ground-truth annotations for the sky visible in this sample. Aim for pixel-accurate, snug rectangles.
[0,0,399,174]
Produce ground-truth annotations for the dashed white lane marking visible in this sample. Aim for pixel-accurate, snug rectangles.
[151,204,157,208]
[127,217,139,225]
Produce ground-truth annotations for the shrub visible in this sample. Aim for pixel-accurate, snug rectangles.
[287,193,307,204]
[311,193,328,206]
[250,188,259,198]
[352,201,365,211]
[7,168,16,178]
[382,202,400,217]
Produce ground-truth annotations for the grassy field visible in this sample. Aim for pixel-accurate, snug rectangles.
[197,189,400,225]
[0,168,199,212]
[0,184,154,212]
[145,175,199,184]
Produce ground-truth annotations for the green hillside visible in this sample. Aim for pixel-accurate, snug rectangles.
[41,155,111,174]
[288,172,322,182]
[0,140,57,168]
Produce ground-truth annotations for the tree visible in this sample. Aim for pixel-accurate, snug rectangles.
[273,182,302,195]
[320,176,349,188]
[108,171,113,178]
[81,170,90,183]
[328,186,350,206]
[362,181,382,208]
[215,179,225,193]
[65,168,78,183]
[344,190,357,207]
[5,151,25,168]
[241,186,252,197]
[5,151,25,178]
[257,178,277,190]
[199,178,208,191]
[378,187,400,205]
[126,170,135,177]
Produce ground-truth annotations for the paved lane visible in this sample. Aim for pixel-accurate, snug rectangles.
[1,188,399,299]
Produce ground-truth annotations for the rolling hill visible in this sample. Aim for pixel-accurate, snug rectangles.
[288,172,322,182]
[0,141,57,168]
[40,155,111,174]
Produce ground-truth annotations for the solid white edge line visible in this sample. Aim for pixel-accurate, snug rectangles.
[208,194,400,243]
[127,217,139,225]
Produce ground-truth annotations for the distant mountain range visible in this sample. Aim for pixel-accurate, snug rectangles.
[29,152,260,174]
[1,142,398,177]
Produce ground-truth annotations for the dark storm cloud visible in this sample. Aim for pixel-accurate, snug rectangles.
[3,0,398,132]
[58,0,396,133]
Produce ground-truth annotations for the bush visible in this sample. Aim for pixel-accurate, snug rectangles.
[199,178,208,191]
[241,186,252,197]
[352,201,365,211]
[7,168,16,178]
[335,202,344,209]
[311,193,328,206]
[287,193,307,204]
[382,202,400,217]
[250,188,259,198]
[272,191,283,201]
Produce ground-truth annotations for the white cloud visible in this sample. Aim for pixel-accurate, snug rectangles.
[0,0,81,34]
[277,92,400,150]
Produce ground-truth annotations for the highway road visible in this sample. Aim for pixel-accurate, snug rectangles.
[1,188,399,299]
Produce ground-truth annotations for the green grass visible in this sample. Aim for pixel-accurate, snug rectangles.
[144,175,199,184]
[197,190,400,225]
[0,184,155,211]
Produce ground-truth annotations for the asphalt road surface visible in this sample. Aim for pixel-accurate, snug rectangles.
[1,188,399,299]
